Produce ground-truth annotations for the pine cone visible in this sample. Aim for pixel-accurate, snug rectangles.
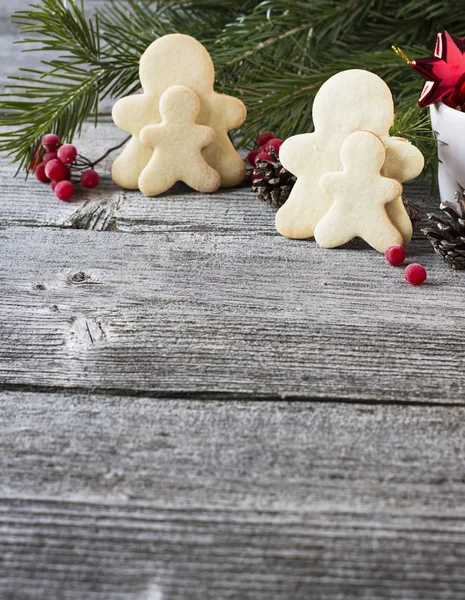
[252,148,296,209]
[422,191,465,270]
[402,196,421,223]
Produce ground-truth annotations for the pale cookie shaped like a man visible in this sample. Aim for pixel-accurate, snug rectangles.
[315,131,404,253]
[276,69,424,243]
[112,33,246,190]
[138,86,221,197]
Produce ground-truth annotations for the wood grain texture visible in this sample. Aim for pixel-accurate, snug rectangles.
[0,168,462,403]
[2,391,465,600]
[1,220,463,402]
[2,120,455,403]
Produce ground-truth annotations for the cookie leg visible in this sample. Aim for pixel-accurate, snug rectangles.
[183,161,221,193]
[359,212,403,253]
[386,196,413,245]
[314,210,356,248]
[203,135,245,188]
[276,179,332,239]
[138,158,177,197]
[112,136,153,190]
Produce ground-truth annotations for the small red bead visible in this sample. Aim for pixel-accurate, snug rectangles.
[54,180,75,202]
[257,131,275,147]
[43,151,58,165]
[385,244,406,266]
[80,169,100,189]
[263,138,284,154]
[249,171,262,183]
[405,263,427,286]
[45,159,69,182]
[57,144,78,165]
[247,151,259,167]
[42,133,61,150]
[35,162,50,183]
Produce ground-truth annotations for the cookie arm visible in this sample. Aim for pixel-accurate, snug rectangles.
[382,137,425,183]
[220,96,247,130]
[196,125,216,148]
[280,134,317,176]
[378,178,403,204]
[319,171,342,196]
[140,124,166,148]
[113,94,160,136]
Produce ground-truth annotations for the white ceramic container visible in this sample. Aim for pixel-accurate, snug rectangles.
[430,102,465,202]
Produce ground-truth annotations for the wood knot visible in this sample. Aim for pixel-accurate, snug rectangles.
[69,271,101,285]
[34,283,46,290]
[71,271,87,283]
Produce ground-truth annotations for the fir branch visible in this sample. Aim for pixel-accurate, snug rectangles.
[2,0,465,177]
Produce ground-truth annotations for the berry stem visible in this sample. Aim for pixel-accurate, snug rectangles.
[88,134,131,169]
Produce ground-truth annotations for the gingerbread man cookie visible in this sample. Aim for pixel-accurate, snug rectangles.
[276,69,424,243]
[112,34,246,190]
[316,131,403,253]
[138,86,221,196]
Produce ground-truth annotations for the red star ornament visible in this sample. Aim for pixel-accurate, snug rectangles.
[412,31,465,108]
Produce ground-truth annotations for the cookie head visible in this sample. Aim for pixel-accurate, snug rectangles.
[313,69,394,136]
[159,85,200,123]
[139,34,215,96]
[340,131,386,172]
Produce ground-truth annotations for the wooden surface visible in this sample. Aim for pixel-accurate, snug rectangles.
[2,5,465,599]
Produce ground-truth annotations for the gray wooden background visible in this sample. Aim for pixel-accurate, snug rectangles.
[2,2,465,599]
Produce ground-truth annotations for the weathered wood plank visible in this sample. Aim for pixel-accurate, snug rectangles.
[1,391,465,600]
[0,219,463,402]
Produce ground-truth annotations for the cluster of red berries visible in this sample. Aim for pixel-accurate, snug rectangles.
[33,133,100,202]
[385,245,427,285]
[247,131,284,180]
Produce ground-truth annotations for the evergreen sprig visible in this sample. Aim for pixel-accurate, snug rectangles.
[2,0,465,175]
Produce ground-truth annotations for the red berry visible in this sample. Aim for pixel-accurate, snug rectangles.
[45,158,69,182]
[80,169,100,189]
[30,147,42,171]
[35,162,50,183]
[385,244,406,266]
[54,180,75,202]
[405,263,427,286]
[256,150,272,163]
[42,133,61,150]
[50,181,58,191]
[43,151,58,165]
[263,138,284,154]
[57,144,77,165]
[247,151,259,167]
[257,131,275,147]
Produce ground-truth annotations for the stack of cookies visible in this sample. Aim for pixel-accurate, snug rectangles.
[111,34,246,197]
[276,70,424,253]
